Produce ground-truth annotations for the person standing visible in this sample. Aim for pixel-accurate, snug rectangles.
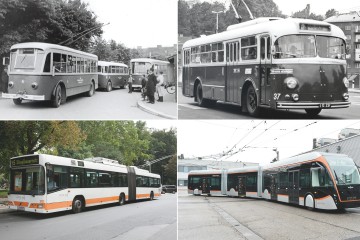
[128,74,133,93]
[156,71,164,102]
[141,74,147,101]
[146,68,157,104]
[1,68,8,93]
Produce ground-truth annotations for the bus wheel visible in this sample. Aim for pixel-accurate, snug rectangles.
[150,192,154,200]
[106,81,112,92]
[196,83,207,107]
[305,194,315,210]
[246,85,261,117]
[51,85,62,108]
[119,193,125,206]
[13,98,22,105]
[305,109,321,117]
[87,82,95,97]
[72,197,83,214]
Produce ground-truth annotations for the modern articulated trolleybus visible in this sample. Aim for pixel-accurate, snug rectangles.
[188,169,227,196]
[8,154,161,214]
[2,42,98,108]
[182,18,350,117]
[188,152,360,210]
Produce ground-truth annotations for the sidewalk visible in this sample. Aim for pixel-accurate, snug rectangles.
[137,89,177,119]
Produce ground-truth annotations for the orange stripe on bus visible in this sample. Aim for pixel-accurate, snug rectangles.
[315,195,332,201]
[44,201,72,210]
[86,196,119,205]
[13,201,29,207]
[136,193,150,198]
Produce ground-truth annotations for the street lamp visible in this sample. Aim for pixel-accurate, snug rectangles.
[212,11,223,34]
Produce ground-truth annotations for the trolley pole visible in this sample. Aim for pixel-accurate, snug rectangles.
[212,11,223,34]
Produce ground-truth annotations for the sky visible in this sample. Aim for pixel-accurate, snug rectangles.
[205,0,360,16]
[145,120,177,131]
[82,0,177,48]
[178,120,360,165]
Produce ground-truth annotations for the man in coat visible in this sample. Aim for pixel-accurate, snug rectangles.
[146,68,157,104]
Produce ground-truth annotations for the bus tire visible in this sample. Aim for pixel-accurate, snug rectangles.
[305,194,315,210]
[305,109,321,117]
[51,85,62,108]
[119,193,125,206]
[246,85,261,117]
[87,82,95,97]
[72,197,84,214]
[106,81,112,92]
[150,191,154,200]
[13,98,22,105]
[196,83,212,107]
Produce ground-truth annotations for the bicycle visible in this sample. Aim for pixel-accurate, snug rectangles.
[164,82,176,94]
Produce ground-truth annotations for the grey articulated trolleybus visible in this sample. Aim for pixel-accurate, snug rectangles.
[182,17,350,117]
[2,42,98,108]
[188,152,360,210]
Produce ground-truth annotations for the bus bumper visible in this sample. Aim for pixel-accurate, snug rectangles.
[276,101,350,109]
[2,93,45,101]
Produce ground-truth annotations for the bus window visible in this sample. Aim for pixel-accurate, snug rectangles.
[97,66,102,73]
[13,171,23,192]
[317,36,345,59]
[99,172,111,187]
[15,48,36,69]
[86,170,98,187]
[43,53,51,72]
[299,169,311,188]
[70,168,84,188]
[246,175,257,188]
[241,36,257,60]
[311,167,333,187]
[47,166,68,192]
[279,172,288,189]
[261,38,266,60]
[274,35,316,59]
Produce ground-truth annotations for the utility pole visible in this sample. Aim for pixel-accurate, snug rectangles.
[212,11,223,33]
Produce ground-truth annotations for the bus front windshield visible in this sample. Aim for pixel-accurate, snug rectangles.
[10,166,45,195]
[326,156,360,185]
[274,35,345,60]
[10,48,46,72]
[131,62,152,74]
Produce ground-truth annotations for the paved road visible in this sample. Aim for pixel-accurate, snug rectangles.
[0,88,163,120]
[178,192,360,240]
[178,87,360,119]
[0,193,177,240]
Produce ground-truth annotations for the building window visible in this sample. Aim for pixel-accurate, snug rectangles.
[356,34,360,42]
[345,25,351,31]
[346,35,352,40]
[355,63,360,68]
[356,44,360,49]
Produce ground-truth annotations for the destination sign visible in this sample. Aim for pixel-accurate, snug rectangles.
[299,23,331,32]
[11,156,39,167]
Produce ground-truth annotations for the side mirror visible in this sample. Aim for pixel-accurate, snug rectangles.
[2,57,9,66]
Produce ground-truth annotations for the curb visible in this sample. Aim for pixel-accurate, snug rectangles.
[137,100,177,119]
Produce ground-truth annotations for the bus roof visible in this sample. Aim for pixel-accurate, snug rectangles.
[98,61,128,67]
[227,166,260,174]
[130,58,170,64]
[11,42,98,59]
[262,152,349,170]
[188,169,223,176]
[183,18,345,48]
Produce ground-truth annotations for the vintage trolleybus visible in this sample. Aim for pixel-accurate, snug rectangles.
[8,154,161,214]
[182,18,350,117]
[188,152,360,210]
[130,58,174,91]
[2,42,98,108]
[97,61,129,91]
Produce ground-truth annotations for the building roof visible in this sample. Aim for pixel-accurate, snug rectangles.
[325,12,360,23]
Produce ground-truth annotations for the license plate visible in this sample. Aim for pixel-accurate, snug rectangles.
[320,103,331,108]
[17,206,25,211]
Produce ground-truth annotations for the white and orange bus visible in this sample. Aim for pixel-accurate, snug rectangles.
[2,42,98,108]
[8,154,161,214]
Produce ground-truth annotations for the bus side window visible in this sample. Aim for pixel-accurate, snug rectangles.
[43,53,51,72]
[53,53,61,72]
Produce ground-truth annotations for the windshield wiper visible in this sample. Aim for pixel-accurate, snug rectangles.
[333,170,346,185]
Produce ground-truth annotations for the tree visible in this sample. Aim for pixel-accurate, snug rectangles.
[292,4,324,21]
[325,9,337,19]
[0,121,85,176]
[164,155,177,185]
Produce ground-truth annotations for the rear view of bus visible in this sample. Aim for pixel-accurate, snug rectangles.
[2,42,98,108]
[97,61,129,92]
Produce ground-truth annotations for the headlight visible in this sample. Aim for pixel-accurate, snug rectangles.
[31,82,38,89]
[343,77,349,88]
[284,77,298,89]
[8,81,14,88]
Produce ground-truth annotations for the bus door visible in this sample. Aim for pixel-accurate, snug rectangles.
[260,35,272,106]
[288,170,299,204]
[183,49,191,95]
[225,41,240,103]
[270,174,277,200]
[238,176,246,197]
[202,177,210,194]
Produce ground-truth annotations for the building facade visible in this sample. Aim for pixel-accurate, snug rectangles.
[325,12,360,88]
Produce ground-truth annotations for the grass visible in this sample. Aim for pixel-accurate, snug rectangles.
[0,189,8,198]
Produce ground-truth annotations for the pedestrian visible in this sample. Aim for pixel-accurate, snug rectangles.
[1,67,8,93]
[146,68,157,104]
[141,74,147,101]
[128,74,133,93]
[156,71,164,102]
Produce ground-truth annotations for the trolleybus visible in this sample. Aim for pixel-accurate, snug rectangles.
[188,169,226,196]
[182,18,350,117]
[97,61,129,91]
[188,152,360,210]
[8,154,161,214]
[130,58,174,91]
[2,42,98,108]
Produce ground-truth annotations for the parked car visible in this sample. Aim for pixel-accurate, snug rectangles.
[161,185,177,194]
